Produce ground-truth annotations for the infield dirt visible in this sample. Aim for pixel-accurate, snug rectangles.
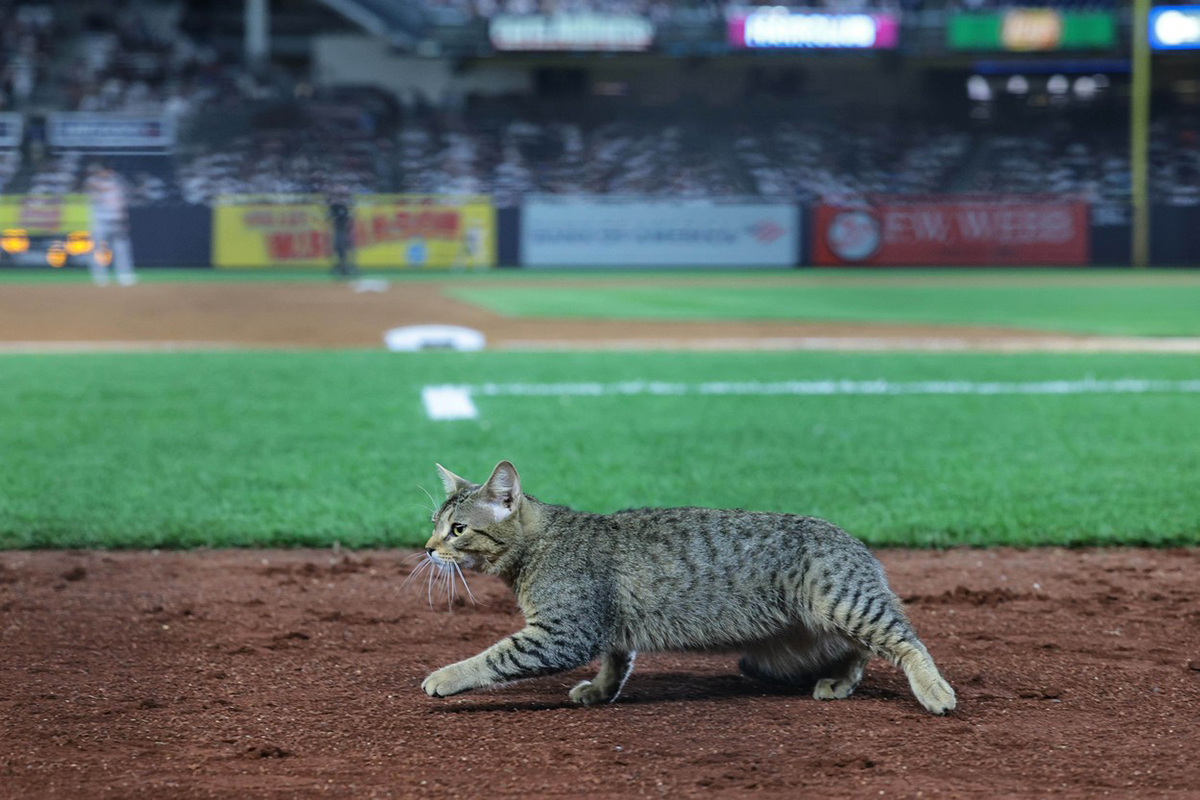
[2,547,1198,799]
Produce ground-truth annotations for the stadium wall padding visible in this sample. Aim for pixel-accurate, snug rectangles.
[497,206,520,267]
[129,205,212,267]
[1151,205,1200,266]
[1090,219,1131,267]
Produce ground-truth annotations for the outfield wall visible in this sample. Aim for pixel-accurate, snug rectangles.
[8,196,1200,269]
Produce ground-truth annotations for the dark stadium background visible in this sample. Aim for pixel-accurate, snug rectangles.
[1,0,1198,270]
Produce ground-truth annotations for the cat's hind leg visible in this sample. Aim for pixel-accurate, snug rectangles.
[569,649,636,705]
[812,648,869,701]
[813,582,956,715]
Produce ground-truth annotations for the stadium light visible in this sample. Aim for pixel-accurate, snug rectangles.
[1047,74,1069,95]
[967,75,993,102]
[1073,76,1098,98]
[64,231,93,256]
[1,228,29,254]
[45,243,67,268]
[1006,75,1029,95]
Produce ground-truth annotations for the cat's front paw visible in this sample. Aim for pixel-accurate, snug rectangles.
[422,665,474,698]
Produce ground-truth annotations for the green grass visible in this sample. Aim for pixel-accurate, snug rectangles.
[450,281,1200,337]
[2,350,1198,549]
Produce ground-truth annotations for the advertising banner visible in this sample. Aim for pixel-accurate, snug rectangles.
[522,199,798,267]
[489,14,654,51]
[46,113,175,151]
[1149,7,1200,50]
[727,10,898,49]
[213,194,495,269]
[947,11,1115,51]
[812,200,1089,266]
[0,194,90,235]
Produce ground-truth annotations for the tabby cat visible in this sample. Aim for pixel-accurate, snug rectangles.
[419,461,956,714]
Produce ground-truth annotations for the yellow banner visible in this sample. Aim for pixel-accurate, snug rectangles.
[213,194,495,269]
[0,194,91,235]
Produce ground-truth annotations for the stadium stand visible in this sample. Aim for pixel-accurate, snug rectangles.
[1,0,1196,213]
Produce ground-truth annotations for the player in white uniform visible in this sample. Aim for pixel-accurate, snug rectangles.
[83,164,137,286]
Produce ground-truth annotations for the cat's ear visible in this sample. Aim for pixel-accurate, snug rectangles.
[435,463,470,497]
[479,460,521,522]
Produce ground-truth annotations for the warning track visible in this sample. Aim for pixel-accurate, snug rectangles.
[3,280,1199,352]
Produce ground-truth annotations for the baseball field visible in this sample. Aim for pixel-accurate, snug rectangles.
[2,268,1198,798]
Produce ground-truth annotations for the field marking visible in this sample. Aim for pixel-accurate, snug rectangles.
[496,336,1200,354]
[422,385,480,420]
[5,335,1200,355]
[422,378,1200,419]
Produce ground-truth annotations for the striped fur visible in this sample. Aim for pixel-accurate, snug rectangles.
[420,462,955,714]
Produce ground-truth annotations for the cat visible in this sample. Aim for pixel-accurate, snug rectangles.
[419,461,956,714]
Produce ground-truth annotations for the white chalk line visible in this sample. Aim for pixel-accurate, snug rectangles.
[421,378,1200,420]
[495,336,1200,354]
[422,385,480,421]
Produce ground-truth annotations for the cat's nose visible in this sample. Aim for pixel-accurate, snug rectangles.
[425,547,435,556]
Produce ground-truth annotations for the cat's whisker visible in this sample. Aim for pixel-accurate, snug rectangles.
[426,561,437,610]
[400,558,432,591]
[453,562,478,606]
[416,485,439,517]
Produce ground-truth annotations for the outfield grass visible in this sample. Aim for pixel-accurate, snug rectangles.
[2,350,1198,549]
[450,282,1200,337]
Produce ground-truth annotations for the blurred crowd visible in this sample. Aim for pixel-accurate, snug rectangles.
[0,1,54,112]
[0,0,1195,211]
[385,104,1199,209]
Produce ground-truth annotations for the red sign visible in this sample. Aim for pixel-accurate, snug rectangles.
[813,200,1089,266]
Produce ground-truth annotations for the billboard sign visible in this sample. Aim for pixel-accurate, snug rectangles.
[213,194,495,269]
[46,113,175,151]
[1149,7,1200,50]
[812,199,1089,266]
[728,10,898,49]
[489,14,653,51]
[0,194,90,235]
[522,198,798,267]
[947,11,1116,51]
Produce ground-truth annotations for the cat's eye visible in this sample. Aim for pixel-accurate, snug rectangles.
[448,523,466,538]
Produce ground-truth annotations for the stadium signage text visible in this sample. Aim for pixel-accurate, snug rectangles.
[813,200,1089,266]
[46,113,175,151]
[0,195,90,235]
[489,14,654,51]
[1149,7,1200,50]
[213,195,495,269]
[728,10,899,50]
[947,11,1116,52]
[522,199,798,267]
